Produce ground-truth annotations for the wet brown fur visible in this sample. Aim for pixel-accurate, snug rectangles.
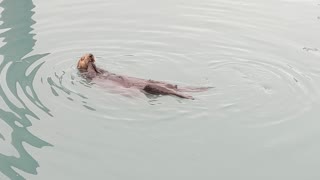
[77,53,95,70]
[77,53,210,99]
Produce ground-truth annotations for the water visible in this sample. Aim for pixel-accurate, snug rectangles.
[0,0,320,179]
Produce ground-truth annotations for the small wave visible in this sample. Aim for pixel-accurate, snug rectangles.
[206,53,315,127]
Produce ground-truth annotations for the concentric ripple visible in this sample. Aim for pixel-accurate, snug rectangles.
[33,0,320,126]
[204,52,315,127]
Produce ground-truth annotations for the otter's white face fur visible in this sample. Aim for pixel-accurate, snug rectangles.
[77,53,95,70]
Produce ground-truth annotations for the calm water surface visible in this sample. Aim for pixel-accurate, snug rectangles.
[0,0,320,179]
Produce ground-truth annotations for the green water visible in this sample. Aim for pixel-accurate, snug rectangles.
[0,0,51,179]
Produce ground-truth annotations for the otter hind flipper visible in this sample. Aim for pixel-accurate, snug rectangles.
[143,84,194,99]
[143,84,167,95]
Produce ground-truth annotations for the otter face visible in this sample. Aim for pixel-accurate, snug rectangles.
[77,53,95,70]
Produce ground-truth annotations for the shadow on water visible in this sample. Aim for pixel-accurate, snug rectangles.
[0,0,52,179]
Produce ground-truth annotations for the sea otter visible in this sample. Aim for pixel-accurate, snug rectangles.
[77,53,210,99]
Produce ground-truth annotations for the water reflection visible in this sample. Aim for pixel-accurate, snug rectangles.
[0,0,51,179]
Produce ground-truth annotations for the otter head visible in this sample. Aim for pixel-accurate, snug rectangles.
[77,53,95,70]
[77,53,99,74]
